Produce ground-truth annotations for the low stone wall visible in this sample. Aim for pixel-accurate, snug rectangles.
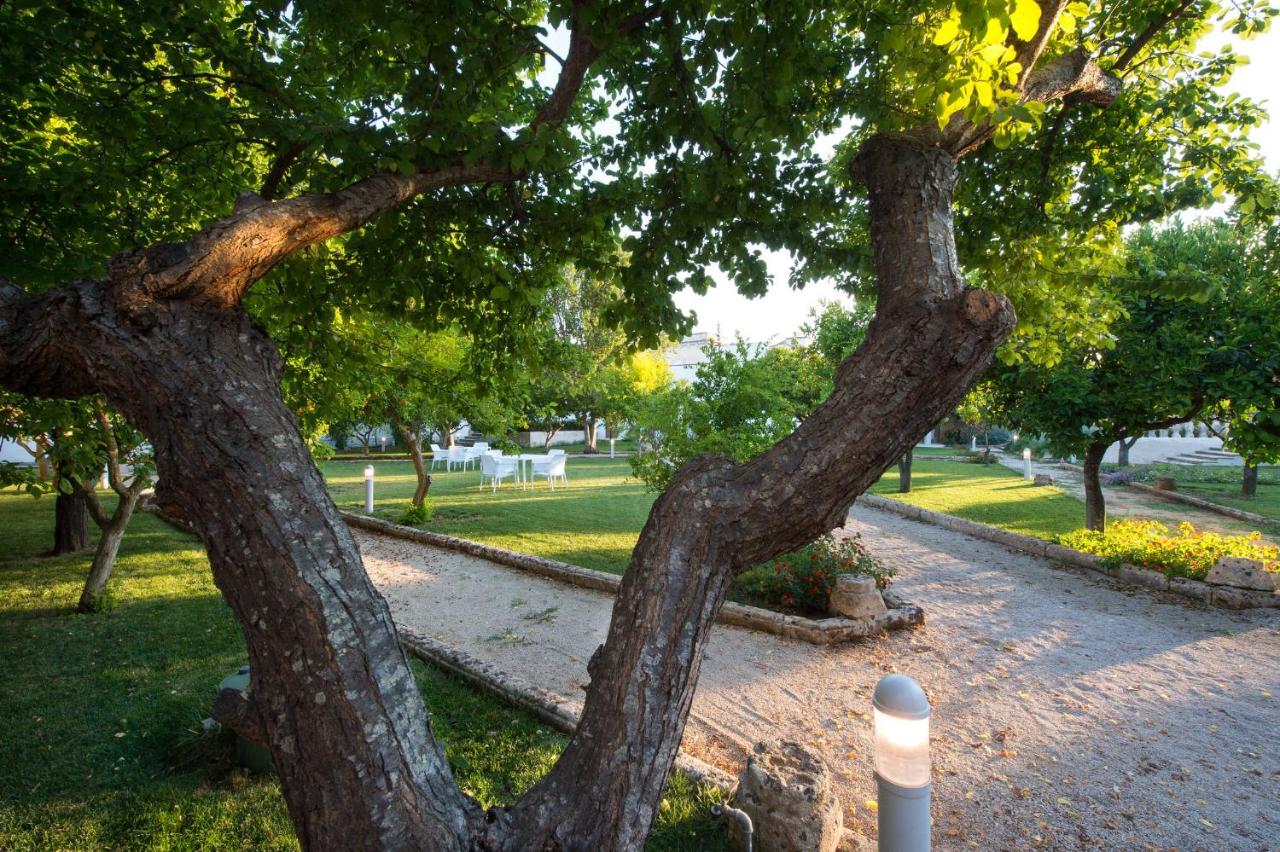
[857,494,1279,610]
[343,512,924,644]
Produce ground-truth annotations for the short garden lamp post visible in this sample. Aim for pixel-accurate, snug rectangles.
[873,673,931,852]
[364,465,375,513]
[381,434,388,453]
[1022,447,1032,480]
[609,437,616,459]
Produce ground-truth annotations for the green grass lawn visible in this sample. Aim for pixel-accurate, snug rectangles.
[1172,481,1280,523]
[868,459,1085,540]
[326,457,655,575]
[0,489,726,851]
[1098,463,1280,525]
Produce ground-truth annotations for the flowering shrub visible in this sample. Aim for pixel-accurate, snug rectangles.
[733,533,895,615]
[1058,519,1279,580]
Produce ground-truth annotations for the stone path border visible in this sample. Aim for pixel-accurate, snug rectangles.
[1055,461,1277,528]
[396,626,739,793]
[342,512,924,644]
[857,493,1279,610]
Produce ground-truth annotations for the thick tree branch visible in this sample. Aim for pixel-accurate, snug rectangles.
[1112,0,1197,75]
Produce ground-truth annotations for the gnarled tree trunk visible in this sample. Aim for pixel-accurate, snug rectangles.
[1116,435,1139,467]
[1082,441,1108,531]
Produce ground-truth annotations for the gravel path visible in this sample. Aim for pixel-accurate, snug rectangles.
[357,505,1280,851]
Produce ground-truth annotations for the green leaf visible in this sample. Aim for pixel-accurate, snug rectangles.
[933,17,961,46]
[1010,0,1041,41]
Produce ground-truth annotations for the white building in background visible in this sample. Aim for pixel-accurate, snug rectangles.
[664,332,719,382]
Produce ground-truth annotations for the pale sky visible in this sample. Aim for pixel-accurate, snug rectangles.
[675,25,1280,344]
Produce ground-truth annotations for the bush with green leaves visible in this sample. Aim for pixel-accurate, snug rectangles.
[399,500,435,526]
[1058,519,1278,580]
[732,533,894,616]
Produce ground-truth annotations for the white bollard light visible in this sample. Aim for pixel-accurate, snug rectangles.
[873,674,931,852]
[364,465,375,513]
[1023,447,1032,480]
[610,437,616,459]
[969,435,977,451]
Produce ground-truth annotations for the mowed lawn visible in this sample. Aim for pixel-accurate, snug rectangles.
[325,456,656,575]
[870,459,1084,540]
[325,454,1088,578]
[0,490,726,851]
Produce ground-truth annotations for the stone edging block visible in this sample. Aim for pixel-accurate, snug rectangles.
[342,512,924,644]
[855,494,1279,610]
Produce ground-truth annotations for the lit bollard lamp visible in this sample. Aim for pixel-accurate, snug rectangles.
[364,465,375,513]
[873,674,931,852]
[1023,447,1033,480]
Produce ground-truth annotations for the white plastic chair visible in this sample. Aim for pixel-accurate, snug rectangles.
[447,445,471,471]
[529,454,568,489]
[429,443,447,471]
[479,453,518,491]
[472,442,490,454]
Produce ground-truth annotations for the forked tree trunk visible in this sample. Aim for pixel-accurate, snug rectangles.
[898,449,913,492]
[1243,462,1258,498]
[52,485,90,555]
[0,135,1014,851]
[78,491,142,612]
[1117,435,1138,467]
[1082,441,1108,531]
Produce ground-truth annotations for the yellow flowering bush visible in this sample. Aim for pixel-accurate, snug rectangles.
[1059,519,1279,580]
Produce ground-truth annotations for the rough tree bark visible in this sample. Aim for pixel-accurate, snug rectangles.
[0,3,1137,848]
[898,449,914,493]
[52,473,90,556]
[1082,441,1108,531]
[1243,462,1258,498]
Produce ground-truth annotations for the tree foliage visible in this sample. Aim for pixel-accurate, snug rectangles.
[986,219,1280,527]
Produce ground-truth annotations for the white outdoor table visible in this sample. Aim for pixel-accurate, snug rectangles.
[514,453,545,488]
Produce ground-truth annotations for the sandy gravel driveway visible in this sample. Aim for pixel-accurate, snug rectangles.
[357,504,1280,850]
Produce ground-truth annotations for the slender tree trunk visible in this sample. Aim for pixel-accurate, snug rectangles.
[582,414,599,453]
[898,449,913,492]
[77,492,141,612]
[1243,462,1258,498]
[1083,441,1107,531]
[52,485,90,555]
[397,425,432,507]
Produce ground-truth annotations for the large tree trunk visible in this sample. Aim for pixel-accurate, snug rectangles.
[4,290,478,848]
[0,135,1013,851]
[898,449,913,493]
[52,484,90,555]
[1243,462,1258,498]
[1083,441,1107,531]
[77,492,141,612]
[489,135,1015,850]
